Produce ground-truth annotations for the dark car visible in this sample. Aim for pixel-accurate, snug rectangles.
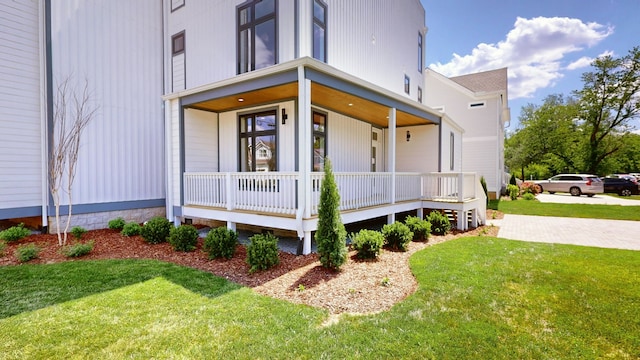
[602,177,640,196]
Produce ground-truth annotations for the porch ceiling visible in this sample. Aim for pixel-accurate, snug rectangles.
[187,81,435,128]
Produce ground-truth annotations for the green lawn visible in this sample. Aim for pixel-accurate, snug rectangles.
[489,199,640,221]
[2,238,639,359]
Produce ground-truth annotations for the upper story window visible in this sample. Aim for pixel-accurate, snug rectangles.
[172,31,185,56]
[237,0,278,74]
[404,75,410,95]
[418,32,423,73]
[313,0,327,62]
[417,86,422,103]
[239,110,278,172]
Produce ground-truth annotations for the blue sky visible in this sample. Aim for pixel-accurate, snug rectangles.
[420,0,640,132]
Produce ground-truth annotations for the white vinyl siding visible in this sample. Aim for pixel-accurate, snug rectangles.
[326,111,370,172]
[51,0,164,205]
[184,109,218,172]
[394,125,440,173]
[0,0,43,210]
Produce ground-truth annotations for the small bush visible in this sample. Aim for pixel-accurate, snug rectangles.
[121,222,142,237]
[0,223,31,242]
[404,215,431,241]
[203,227,238,259]
[169,225,199,252]
[141,217,173,244]
[0,241,6,256]
[381,222,413,252]
[507,184,519,200]
[520,181,540,195]
[351,229,384,259]
[108,217,126,231]
[480,176,489,204]
[70,226,87,240]
[510,174,518,186]
[15,244,40,263]
[428,211,451,235]
[246,233,280,273]
[522,193,536,201]
[62,241,94,257]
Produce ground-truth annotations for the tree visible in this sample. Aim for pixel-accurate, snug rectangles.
[49,77,98,246]
[574,47,640,174]
[314,157,347,270]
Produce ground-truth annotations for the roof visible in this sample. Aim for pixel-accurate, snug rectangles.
[449,68,507,94]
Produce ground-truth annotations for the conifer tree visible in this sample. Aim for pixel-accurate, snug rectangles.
[315,157,347,270]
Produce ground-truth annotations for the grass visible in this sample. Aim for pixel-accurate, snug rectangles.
[2,238,639,359]
[489,198,640,221]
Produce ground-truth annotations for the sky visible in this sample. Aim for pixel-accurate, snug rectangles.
[420,0,640,132]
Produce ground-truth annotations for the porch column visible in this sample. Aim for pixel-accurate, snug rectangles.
[298,65,312,255]
[387,107,397,224]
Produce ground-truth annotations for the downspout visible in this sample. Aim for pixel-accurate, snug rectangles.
[40,0,52,232]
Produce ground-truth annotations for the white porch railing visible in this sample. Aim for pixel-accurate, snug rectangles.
[184,171,481,216]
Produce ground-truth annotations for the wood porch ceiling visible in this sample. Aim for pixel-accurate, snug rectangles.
[187,82,435,128]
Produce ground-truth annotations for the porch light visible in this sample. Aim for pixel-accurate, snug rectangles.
[238,98,244,102]
[406,130,411,142]
[281,108,288,124]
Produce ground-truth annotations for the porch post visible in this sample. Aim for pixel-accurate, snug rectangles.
[298,65,312,255]
[387,107,397,224]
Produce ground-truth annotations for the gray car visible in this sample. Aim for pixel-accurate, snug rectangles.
[534,174,604,197]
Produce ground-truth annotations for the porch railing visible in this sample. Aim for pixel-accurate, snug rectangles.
[184,171,480,216]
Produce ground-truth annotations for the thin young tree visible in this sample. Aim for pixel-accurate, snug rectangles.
[49,77,98,246]
[315,157,347,270]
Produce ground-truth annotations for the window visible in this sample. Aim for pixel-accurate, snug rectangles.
[450,132,455,171]
[404,75,410,94]
[313,0,327,62]
[418,32,423,73]
[469,101,486,109]
[239,110,277,171]
[172,31,185,55]
[417,86,422,103]
[313,111,327,171]
[237,0,277,74]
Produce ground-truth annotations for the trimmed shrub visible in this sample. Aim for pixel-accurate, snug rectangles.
[121,222,142,237]
[428,211,451,235]
[404,215,431,241]
[480,176,489,204]
[141,217,173,244]
[70,226,87,240]
[169,225,199,252]
[507,184,519,200]
[108,217,126,231]
[381,222,413,252]
[203,227,238,259]
[520,181,540,195]
[351,229,384,259]
[315,157,348,270]
[509,173,518,186]
[0,223,31,242]
[522,192,536,201]
[246,232,280,273]
[15,244,40,263]
[62,241,94,257]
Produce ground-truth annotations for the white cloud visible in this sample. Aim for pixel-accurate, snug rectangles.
[566,56,594,70]
[429,17,613,99]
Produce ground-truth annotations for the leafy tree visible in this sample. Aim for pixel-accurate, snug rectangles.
[315,157,347,270]
[574,47,640,174]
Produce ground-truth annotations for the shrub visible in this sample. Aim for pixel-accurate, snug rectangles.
[404,215,431,241]
[121,222,142,237]
[15,244,40,263]
[315,157,348,270]
[169,225,199,252]
[522,193,536,201]
[108,217,126,231]
[520,181,540,195]
[70,226,87,240]
[246,232,280,273]
[480,176,489,204]
[0,241,6,256]
[381,222,413,252]
[351,229,384,259]
[203,227,238,259]
[427,211,451,235]
[62,241,94,257]
[0,223,31,242]
[509,173,518,186]
[507,184,519,200]
[141,217,173,244]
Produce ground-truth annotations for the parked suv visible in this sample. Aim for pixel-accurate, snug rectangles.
[534,174,604,197]
[602,177,640,196]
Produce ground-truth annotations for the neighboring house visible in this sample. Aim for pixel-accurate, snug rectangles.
[424,68,511,198]
[167,0,486,254]
[0,0,165,231]
[1,0,490,255]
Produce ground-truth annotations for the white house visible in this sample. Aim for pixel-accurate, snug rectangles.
[1,0,490,255]
[425,68,511,198]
